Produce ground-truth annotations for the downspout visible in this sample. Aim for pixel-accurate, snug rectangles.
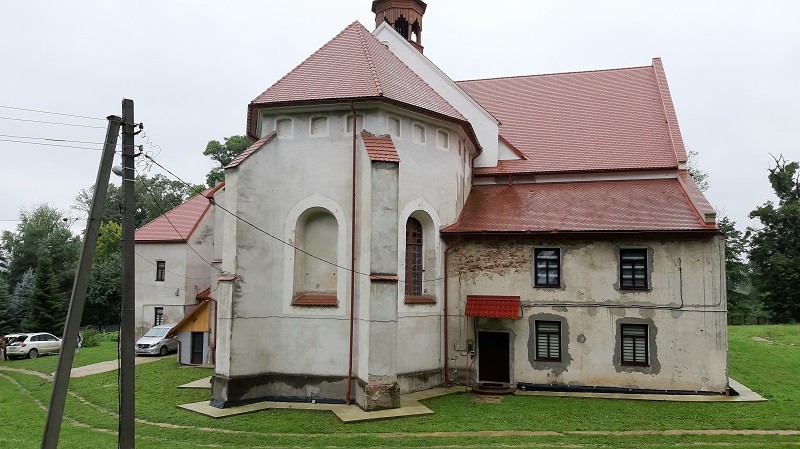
[443,237,461,386]
[209,297,218,365]
[346,101,358,405]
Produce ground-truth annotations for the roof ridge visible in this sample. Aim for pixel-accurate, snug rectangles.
[457,64,653,84]
[356,22,384,96]
[249,22,365,105]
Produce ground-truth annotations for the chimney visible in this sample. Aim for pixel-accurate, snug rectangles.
[372,0,427,53]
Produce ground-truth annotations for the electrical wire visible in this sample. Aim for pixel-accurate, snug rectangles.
[0,116,107,129]
[134,251,217,280]
[135,171,225,276]
[0,137,110,152]
[143,153,453,285]
[0,133,120,147]
[0,105,106,121]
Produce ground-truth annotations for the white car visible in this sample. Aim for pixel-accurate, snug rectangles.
[5,333,62,359]
[135,324,178,356]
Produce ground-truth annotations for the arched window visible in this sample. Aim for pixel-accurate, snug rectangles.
[292,209,338,306]
[405,217,423,296]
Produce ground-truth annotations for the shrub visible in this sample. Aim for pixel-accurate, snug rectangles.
[80,328,102,347]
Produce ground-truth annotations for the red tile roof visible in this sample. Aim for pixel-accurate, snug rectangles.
[678,170,715,221]
[465,295,521,319]
[442,178,717,234]
[226,133,276,168]
[361,131,400,162]
[248,21,465,125]
[135,183,224,243]
[196,287,213,302]
[458,59,687,175]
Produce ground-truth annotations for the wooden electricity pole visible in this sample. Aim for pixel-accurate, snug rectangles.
[119,98,136,448]
[41,115,121,448]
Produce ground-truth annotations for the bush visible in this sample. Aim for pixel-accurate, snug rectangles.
[80,328,102,347]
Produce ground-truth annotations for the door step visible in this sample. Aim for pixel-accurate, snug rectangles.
[472,382,515,395]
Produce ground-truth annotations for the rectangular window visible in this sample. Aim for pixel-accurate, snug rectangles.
[155,260,165,282]
[534,248,560,287]
[621,324,648,366]
[619,249,647,289]
[535,320,561,361]
[154,307,164,326]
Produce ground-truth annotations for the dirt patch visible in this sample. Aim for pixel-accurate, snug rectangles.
[470,395,503,404]
[752,336,774,344]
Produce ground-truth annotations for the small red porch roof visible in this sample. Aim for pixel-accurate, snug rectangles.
[465,295,521,319]
[361,131,400,162]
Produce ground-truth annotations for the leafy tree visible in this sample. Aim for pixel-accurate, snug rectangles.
[749,156,800,322]
[83,221,122,327]
[717,217,759,323]
[74,174,202,228]
[687,150,710,192]
[9,268,34,327]
[1,205,81,294]
[23,255,66,334]
[84,251,121,327]
[203,135,253,187]
[0,276,11,334]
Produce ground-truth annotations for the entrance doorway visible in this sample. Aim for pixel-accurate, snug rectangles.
[477,331,511,385]
[190,332,204,365]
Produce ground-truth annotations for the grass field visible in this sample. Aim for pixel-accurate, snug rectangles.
[0,325,798,448]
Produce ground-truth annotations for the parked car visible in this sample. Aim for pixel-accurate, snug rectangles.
[5,332,62,359]
[136,324,178,356]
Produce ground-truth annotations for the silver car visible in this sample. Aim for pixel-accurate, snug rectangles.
[135,324,178,356]
[5,332,62,359]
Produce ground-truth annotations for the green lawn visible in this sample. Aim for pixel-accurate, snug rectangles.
[1,325,799,448]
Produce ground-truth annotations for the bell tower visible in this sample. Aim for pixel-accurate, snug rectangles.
[372,0,427,53]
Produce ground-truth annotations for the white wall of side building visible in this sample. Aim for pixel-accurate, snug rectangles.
[447,236,729,393]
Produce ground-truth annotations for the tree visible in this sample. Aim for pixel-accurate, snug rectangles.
[203,135,253,187]
[1,204,81,294]
[717,216,759,323]
[0,276,12,334]
[749,156,800,322]
[23,255,66,334]
[74,174,202,228]
[9,268,34,327]
[687,150,710,192]
[83,221,122,327]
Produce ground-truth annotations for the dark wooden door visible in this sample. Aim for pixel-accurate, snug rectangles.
[190,332,204,365]
[477,331,510,384]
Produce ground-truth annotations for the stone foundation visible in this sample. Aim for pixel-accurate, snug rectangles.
[211,372,347,408]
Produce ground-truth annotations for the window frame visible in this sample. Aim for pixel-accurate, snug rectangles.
[534,320,562,362]
[154,307,164,326]
[619,248,648,290]
[620,323,649,366]
[404,217,424,297]
[155,260,165,282]
[534,248,561,288]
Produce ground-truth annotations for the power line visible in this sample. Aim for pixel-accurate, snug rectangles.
[143,154,450,285]
[135,170,225,276]
[134,251,215,280]
[0,116,107,129]
[0,133,121,147]
[0,138,110,152]
[0,105,106,121]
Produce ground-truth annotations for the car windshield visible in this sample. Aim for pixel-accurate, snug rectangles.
[143,328,169,338]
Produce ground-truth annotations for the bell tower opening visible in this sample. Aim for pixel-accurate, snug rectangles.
[372,0,427,53]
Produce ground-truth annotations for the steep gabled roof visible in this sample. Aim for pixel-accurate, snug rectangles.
[135,183,224,243]
[442,179,716,235]
[226,133,276,169]
[458,59,687,175]
[248,21,465,130]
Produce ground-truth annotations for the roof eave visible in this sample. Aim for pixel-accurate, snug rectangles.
[440,229,720,238]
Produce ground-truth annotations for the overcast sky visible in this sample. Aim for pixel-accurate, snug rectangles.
[1,0,798,237]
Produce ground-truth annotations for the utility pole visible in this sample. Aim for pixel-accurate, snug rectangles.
[120,98,136,448]
[41,115,121,449]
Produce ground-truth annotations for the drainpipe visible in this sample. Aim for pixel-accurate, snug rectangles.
[209,297,218,365]
[443,237,461,386]
[346,101,358,405]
